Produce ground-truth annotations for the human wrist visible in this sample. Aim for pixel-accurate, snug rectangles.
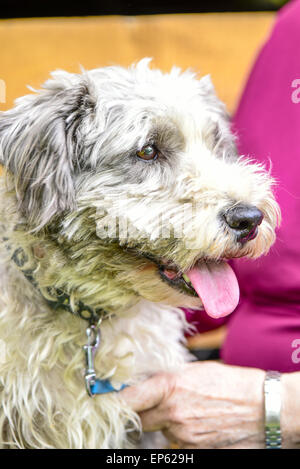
[234,366,266,448]
[281,372,300,448]
[251,368,266,448]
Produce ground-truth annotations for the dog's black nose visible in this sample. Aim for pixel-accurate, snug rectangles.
[223,204,263,243]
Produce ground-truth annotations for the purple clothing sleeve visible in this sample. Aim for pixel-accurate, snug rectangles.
[185,0,300,372]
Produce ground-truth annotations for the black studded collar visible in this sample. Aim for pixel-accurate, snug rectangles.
[2,237,109,325]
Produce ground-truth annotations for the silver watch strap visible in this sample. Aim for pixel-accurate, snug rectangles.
[264,370,282,449]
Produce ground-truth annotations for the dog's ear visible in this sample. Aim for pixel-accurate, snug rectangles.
[0,72,95,229]
[199,74,238,159]
[199,74,216,96]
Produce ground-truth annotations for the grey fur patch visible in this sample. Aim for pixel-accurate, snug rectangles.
[0,81,95,229]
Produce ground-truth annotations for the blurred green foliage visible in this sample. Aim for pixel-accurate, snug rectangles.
[217,0,290,10]
[249,0,289,7]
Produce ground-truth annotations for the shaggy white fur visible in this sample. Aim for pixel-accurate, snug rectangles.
[0,59,279,448]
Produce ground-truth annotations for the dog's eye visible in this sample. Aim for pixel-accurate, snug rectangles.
[136,144,159,161]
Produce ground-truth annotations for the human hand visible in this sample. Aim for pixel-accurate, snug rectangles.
[120,361,266,449]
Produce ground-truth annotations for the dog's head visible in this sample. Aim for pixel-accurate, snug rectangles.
[0,59,280,318]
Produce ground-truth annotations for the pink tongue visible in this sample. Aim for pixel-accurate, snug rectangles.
[186,261,239,319]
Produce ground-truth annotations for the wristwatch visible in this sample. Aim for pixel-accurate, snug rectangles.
[264,370,282,449]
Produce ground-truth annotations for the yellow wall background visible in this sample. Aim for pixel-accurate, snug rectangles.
[0,13,274,114]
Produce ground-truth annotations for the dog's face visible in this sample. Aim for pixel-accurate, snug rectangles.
[0,59,280,318]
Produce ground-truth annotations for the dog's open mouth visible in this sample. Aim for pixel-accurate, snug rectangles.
[124,247,240,319]
[159,265,198,297]
[159,259,240,319]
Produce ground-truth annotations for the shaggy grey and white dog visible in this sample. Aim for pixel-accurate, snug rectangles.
[0,59,279,448]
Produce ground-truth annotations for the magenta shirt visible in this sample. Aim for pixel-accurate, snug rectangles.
[186,0,300,372]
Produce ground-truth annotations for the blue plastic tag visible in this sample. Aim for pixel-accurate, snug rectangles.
[90,379,128,395]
